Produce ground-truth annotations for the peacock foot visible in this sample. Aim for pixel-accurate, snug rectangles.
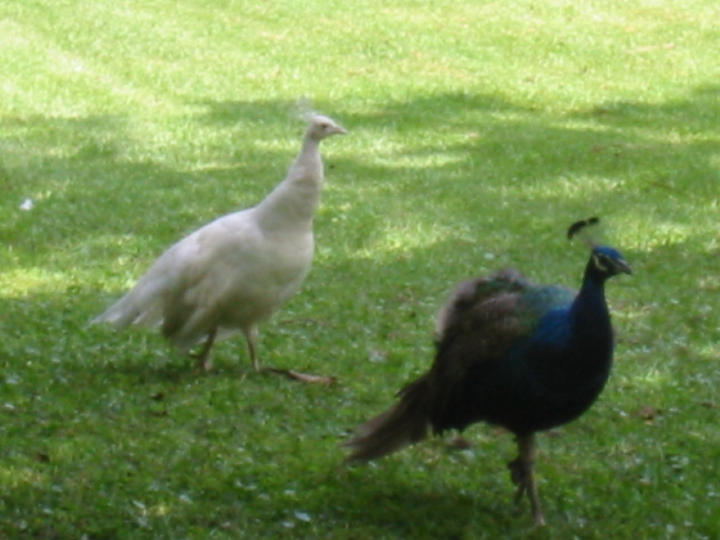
[508,457,529,502]
[507,456,545,526]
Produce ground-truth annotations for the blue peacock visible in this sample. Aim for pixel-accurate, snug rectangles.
[345,218,631,525]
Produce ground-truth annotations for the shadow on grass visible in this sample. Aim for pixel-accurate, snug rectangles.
[574,83,720,132]
[2,84,718,272]
[1,235,716,537]
[2,86,719,537]
[163,448,522,538]
[313,461,532,537]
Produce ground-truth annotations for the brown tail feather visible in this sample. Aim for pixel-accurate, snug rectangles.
[344,376,431,462]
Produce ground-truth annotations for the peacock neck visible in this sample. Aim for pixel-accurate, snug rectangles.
[256,135,324,232]
[570,263,612,346]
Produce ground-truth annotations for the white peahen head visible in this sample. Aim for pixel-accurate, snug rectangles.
[304,114,347,141]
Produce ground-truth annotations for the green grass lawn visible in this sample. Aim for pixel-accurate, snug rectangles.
[1,0,719,537]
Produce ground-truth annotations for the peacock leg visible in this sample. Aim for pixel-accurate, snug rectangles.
[191,327,217,370]
[508,433,546,526]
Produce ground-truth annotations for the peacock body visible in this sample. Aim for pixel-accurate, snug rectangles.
[93,114,346,379]
[346,244,631,525]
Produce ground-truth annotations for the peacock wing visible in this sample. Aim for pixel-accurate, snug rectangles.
[434,269,530,349]
[159,210,264,342]
[421,271,542,431]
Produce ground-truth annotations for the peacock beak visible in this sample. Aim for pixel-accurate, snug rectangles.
[334,125,348,135]
[616,258,632,275]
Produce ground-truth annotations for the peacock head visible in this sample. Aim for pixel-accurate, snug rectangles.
[306,114,348,140]
[589,245,632,280]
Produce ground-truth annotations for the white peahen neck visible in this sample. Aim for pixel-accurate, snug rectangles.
[256,134,324,233]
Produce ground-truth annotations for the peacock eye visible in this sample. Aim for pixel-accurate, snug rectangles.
[592,254,609,272]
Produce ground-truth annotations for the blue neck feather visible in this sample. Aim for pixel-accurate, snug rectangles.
[569,261,613,356]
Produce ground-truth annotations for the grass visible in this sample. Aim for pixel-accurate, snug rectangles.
[1,0,719,537]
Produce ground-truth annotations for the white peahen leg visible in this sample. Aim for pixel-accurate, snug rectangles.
[191,327,217,370]
[243,324,334,384]
[244,325,260,372]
